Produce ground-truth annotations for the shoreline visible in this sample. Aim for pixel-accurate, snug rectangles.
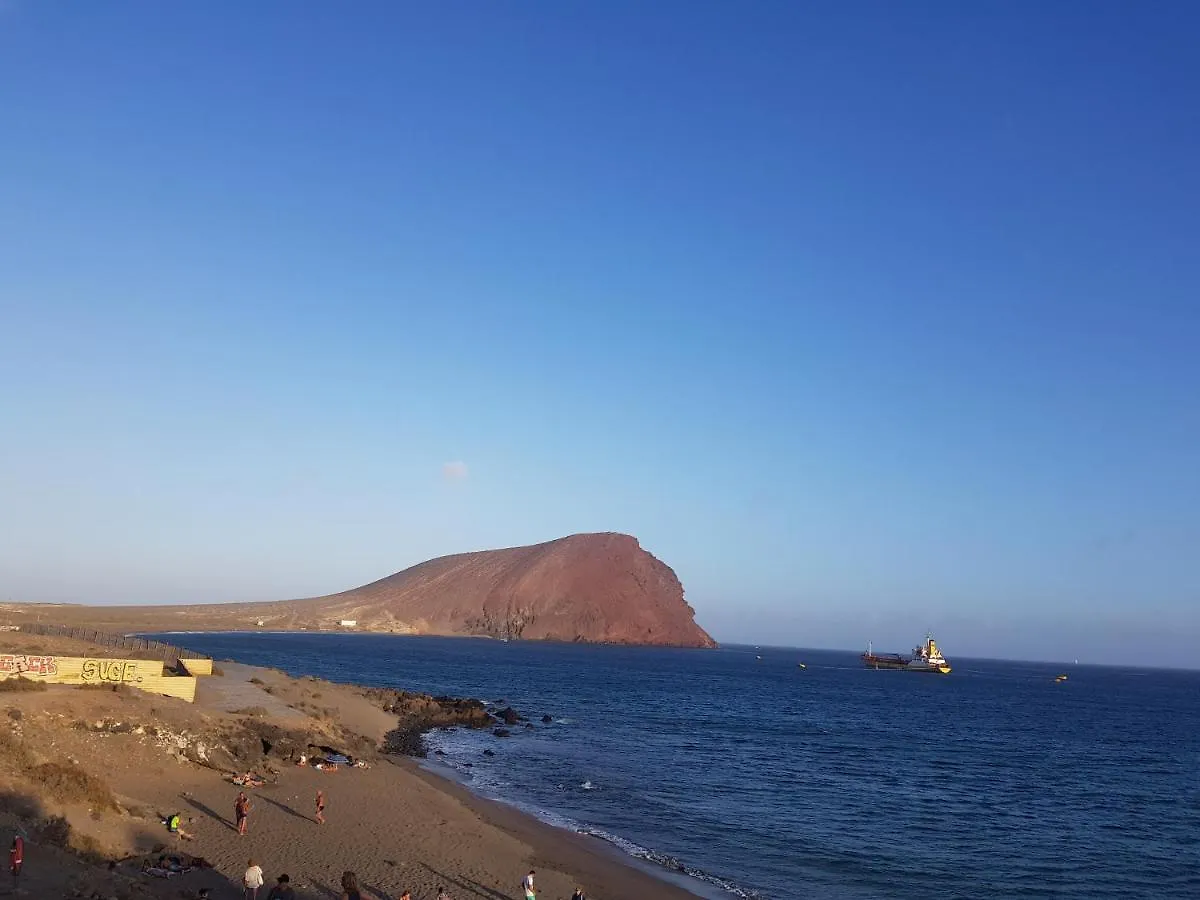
[403,757,721,900]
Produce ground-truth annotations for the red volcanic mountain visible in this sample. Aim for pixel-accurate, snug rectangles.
[287,532,717,647]
[5,533,717,648]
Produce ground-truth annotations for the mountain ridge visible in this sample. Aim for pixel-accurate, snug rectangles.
[0,533,718,648]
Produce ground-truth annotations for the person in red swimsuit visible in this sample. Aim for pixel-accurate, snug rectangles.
[9,835,23,890]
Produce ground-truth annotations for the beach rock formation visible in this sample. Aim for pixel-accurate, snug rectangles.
[7,533,717,648]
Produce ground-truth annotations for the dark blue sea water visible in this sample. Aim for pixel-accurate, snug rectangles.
[152,634,1200,900]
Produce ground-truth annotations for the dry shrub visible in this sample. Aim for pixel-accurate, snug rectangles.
[0,678,47,692]
[0,791,40,819]
[28,761,119,812]
[68,829,106,862]
[0,730,35,770]
[34,814,71,847]
[76,682,130,693]
[248,677,265,685]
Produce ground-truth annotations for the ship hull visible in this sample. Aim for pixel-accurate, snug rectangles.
[861,654,951,674]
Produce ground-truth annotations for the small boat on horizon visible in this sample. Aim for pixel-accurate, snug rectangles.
[862,634,951,674]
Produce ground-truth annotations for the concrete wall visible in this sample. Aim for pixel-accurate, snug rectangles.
[179,658,213,676]
[0,653,198,702]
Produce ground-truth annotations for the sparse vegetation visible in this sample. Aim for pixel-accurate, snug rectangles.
[28,761,120,812]
[249,677,265,685]
[76,682,130,693]
[0,791,39,819]
[234,706,270,718]
[0,730,36,770]
[0,677,48,692]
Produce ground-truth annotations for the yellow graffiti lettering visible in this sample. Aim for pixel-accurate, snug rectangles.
[80,659,138,683]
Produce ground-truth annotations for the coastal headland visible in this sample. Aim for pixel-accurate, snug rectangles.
[2,532,716,649]
[0,628,702,899]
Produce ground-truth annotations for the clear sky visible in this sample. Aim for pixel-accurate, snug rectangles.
[1,2,1197,666]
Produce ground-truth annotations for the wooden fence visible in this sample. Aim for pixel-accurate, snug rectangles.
[13,622,210,668]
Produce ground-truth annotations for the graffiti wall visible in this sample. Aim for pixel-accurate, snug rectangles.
[0,654,199,701]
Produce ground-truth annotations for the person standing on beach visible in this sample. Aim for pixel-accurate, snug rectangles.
[521,869,536,899]
[339,870,362,900]
[236,791,252,835]
[9,835,23,891]
[315,789,326,825]
[243,858,264,900]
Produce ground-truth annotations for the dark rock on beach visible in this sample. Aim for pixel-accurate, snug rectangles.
[364,687,492,758]
[497,706,522,725]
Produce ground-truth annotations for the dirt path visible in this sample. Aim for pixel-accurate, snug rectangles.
[195,662,309,723]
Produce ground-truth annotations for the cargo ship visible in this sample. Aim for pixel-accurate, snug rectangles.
[862,634,951,674]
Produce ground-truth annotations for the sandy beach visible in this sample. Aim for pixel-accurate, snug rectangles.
[0,631,700,900]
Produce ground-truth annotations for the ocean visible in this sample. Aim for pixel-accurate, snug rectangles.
[152,633,1200,899]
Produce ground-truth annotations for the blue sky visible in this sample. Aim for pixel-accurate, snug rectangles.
[1,2,1197,665]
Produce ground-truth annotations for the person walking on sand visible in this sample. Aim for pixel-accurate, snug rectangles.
[235,791,252,835]
[571,889,586,900]
[339,870,362,900]
[521,869,536,899]
[315,789,325,825]
[243,858,264,900]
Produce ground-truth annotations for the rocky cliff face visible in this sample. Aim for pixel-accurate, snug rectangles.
[3,533,717,648]
[292,532,717,647]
